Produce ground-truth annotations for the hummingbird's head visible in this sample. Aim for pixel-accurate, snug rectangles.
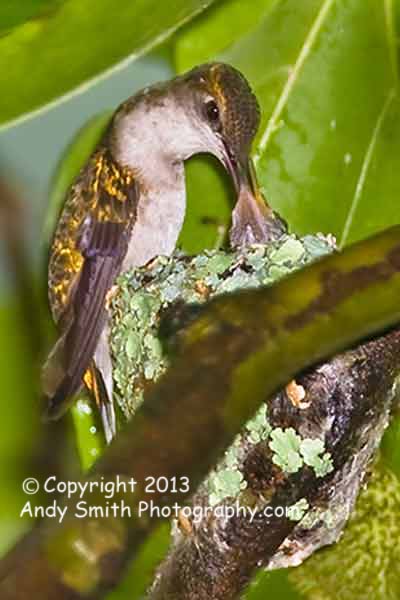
[175,62,260,189]
[114,62,260,185]
[174,62,279,246]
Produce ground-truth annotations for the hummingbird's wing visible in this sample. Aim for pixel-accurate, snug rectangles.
[44,148,138,428]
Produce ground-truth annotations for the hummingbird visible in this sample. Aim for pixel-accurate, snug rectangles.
[43,62,282,443]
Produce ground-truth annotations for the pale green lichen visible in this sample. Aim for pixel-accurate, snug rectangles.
[269,428,333,477]
[299,438,334,477]
[208,469,248,507]
[268,264,291,280]
[268,237,305,265]
[203,252,234,274]
[203,404,275,506]
[245,404,272,444]
[300,507,337,531]
[203,435,248,506]
[203,403,276,507]
[224,436,244,469]
[287,498,310,522]
[269,427,303,473]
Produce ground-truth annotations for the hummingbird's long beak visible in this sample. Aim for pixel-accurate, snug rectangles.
[224,148,286,247]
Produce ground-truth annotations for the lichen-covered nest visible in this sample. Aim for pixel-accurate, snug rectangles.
[110,234,334,418]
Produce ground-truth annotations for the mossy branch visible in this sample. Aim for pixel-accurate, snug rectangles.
[3,227,400,598]
[149,330,400,599]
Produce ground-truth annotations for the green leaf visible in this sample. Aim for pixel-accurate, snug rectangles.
[175,0,400,248]
[179,156,233,253]
[245,570,302,600]
[0,0,218,129]
[382,416,400,479]
[0,0,61,35]
[174,0,278,73]
[290,460,400,599]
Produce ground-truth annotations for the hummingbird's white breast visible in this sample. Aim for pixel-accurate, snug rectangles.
[122,161,186,269]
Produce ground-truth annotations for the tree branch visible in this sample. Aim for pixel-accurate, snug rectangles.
[149,329,400,599]
[2,226,400,598]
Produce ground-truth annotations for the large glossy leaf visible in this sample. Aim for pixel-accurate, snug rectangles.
[0,0,217,129]
[174,0,277,69]
[0,0,61,34]
[245,570,301,600]
[176,0,400,248]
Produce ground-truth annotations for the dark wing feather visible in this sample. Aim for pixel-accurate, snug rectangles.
[44,149,138,420]
[46,222,129,420]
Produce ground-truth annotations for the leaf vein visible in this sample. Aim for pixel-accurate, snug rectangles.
[384,0,399,87]
[339,89,396,248]
[254,0,335,163]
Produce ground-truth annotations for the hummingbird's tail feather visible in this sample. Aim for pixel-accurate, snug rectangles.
[88,362,116,445]
[43,358,116,445]
[42,270,108,423]
[92,326,116,443]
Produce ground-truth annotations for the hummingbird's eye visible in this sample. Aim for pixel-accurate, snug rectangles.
[205,100,220,125]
